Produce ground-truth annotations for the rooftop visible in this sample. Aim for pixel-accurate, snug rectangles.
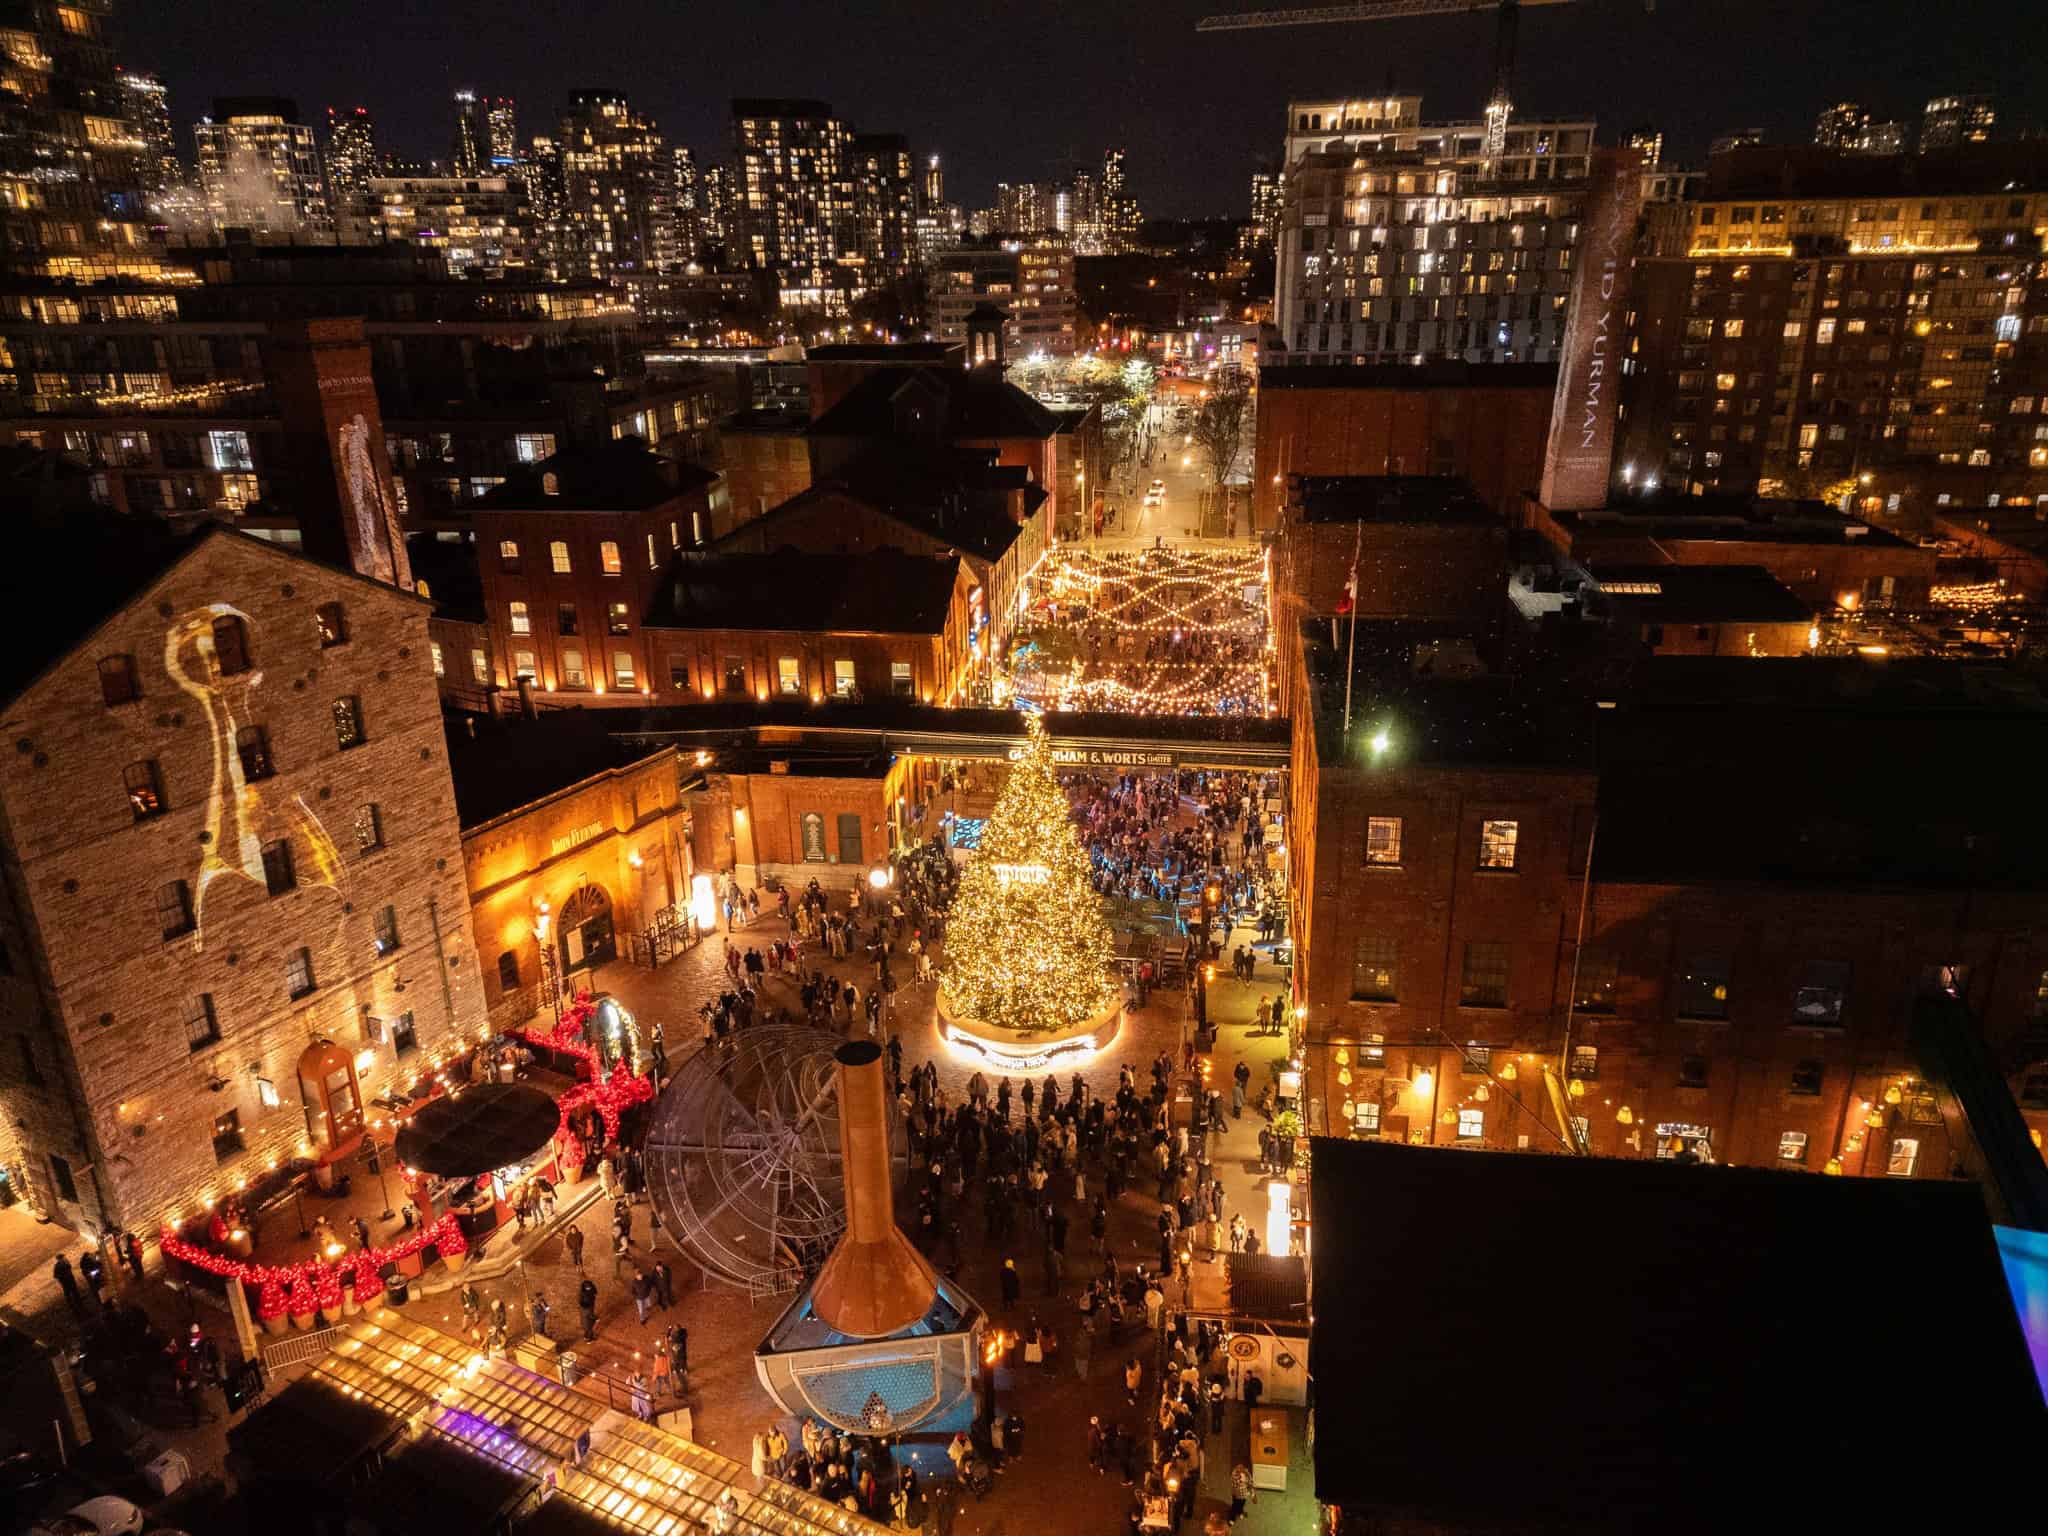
[722,448,1040,567]
[445,710,670,831]
[1550,492,1917,549]
[806,342,959,364]
[1310,1139,2042,1533]
[809,364,1061,443]
[474,437,717,513]
[1290,474,1502,527]
[1585,562,1813,624]
[403,533,487,625]
[1261,360,1557,392]
[643,547,963,634]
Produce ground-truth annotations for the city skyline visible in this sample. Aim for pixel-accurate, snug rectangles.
[127,0,2045,220]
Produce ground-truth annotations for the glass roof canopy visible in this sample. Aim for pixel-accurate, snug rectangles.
[311,1310,891,1536]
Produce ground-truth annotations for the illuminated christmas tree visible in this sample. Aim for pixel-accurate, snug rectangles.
[940,715,1117,1035]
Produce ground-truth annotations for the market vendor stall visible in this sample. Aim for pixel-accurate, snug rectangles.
[394,1083,563,1241]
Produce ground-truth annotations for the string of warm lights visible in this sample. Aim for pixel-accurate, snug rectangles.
[159,1211,469,1322]
[940,716,1118,1037]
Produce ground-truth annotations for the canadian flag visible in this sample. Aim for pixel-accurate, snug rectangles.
[1334,564,1358,616]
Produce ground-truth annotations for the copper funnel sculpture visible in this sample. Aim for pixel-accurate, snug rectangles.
[810,1040,939,1338]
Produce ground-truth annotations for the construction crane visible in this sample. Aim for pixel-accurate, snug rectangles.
[1198,1,1652,160]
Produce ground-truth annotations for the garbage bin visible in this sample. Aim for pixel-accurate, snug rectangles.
[559,1351,579,1387]
[144,1449,191,1497]
[381,1262,408,1307]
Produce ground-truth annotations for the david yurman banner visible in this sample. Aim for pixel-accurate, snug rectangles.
[1539,147,1645,512]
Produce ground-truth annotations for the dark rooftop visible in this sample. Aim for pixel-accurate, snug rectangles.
[347,1432,535,1534]
[1703,140,2048,201]
[226,1373,399,1488]
[404,533,487,625]
[717,449,1039,567]
[720,405,810,434]
[1553,492,1917,549]
[474,437,716,513]
[1261,360,1556,392]
[444,710,669,830]
[806,342,960,364]
[643,547,963,634]
[1310,1139,2043,1534]
[1586,562,1813,624]
[1291,474,1500,526]
[809,364,1061,442]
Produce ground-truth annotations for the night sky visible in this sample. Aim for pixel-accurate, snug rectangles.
[123,0,2046,219]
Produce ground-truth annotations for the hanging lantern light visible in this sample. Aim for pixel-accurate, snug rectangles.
[2032,1128,2043,1149]
[1823,1157,1844,1176]
[1568,1077,1586,1099]
[1439,1109,1458,1125]
[1473,1083,1490,1101]
[1340,1098,1355,1122]
[1333,1047,1350,1066]
[1864,1108,1885,1129]
[1884,1083,1903,1106]
[1615,1104,1634,1125]
[1337,1067,1353,1087]
[1499,1060,1517,1081]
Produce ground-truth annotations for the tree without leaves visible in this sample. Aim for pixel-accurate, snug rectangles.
[1190,372,1252,489]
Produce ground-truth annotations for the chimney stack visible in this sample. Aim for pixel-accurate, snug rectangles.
[810,1040,938,1338]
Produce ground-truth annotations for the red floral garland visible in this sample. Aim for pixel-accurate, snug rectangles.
[159,1211,468,1320]
[514,993,654,1173]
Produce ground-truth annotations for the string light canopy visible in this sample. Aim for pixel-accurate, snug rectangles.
[939,715,1117,1037]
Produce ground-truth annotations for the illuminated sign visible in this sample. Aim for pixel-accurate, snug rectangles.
[992,862,1050,887]
[1006,745,1178,768]
[550,820,606,857]
[1540,148,1646,512]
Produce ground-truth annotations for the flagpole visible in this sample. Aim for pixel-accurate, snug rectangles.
[1341,522,1362,736]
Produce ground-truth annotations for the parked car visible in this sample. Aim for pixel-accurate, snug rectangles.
[30,1494,146,1536]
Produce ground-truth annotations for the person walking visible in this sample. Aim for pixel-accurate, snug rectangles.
[999,1256,1021,1310]
[564,1222,585,1268]
[460,1279,483,1334]
[631,1267,653,1325]
[1086,1416,1106,1474]
[121,1231,145,1285]
[578,1276,599,1341]
[528,1293,551,1339]
[1229,1462,1253,1523]
[1123,1356,1143,1406]
[652,1257,676,1310]
[51,1254,82,1317]
[78,1249,105,1307]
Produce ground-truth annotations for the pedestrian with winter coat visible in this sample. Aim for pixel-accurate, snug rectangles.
[578,1276,599,1341]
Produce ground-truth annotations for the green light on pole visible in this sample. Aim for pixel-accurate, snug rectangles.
[1368,726,1391,759]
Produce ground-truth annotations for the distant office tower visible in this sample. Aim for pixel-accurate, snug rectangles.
[1273,94,1594,365]
[1249,171,1281,236]
[0,0,154,273]
[486,98,517,167]
[673,145,700,260]
[851,133,914,278]
[1708,128,1766,157]
[554,90,674,281]
[922,153,944,214]
[1922,94,1995,150]
[1101,147,1138,251]
[1858,120,1908,155]
[119,70,181,193]
[699,163,732,244]
[995,181,1047,235]
[452,90,484,175]
[731,99,865,307]
[370,173,534,276]
[522,136,564,225]
[324,105,377,241]
[1626,128,1664,168]
[193,97,332,240]
[1814,102,1865,149]
[929,240,1078,356]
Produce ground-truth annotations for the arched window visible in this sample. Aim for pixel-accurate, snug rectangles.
[550,540,572,573]
[498,539,521,571]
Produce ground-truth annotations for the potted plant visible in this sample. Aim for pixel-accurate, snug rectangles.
[288,1279,318,1331]
[340,1271,361,1317]
[257,1279,288,1337]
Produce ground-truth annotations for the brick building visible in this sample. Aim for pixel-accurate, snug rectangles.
[1508,562,1817,658]
[1285,627,2048,1176]
[472,439,727,699]
[642,548,979,707]
[447,712,700,1031]
[1526,492,1938,612]
[714,406,813,528]
[0,516,486,1237]
[1252,363,1555,531]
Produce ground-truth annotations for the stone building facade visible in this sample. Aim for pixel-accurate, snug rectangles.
[0,527,487,1238]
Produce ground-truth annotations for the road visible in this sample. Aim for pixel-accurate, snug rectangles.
[1098,395,1247,544]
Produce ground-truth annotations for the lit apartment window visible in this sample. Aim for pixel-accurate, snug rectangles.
[1456,1109,1485,1140]
[513,433,555,463]
[499,539,521,572]
[833,659,856,697]
[373,904,401,956]
[235,725,274,782]
[471,649,489,684]
[600,540,622,574]
[509,601,531,635]
[891,660,914,696]
[613,652,636,689]
[1365,816,1401,865]
[1351,937,1397,1002]
[513,650,537,681]
[332,696,365,750]
[123,760,165,820]
[206,428,254,472]
[608,603,630,635]
[550,540,572,574]
[777,657,801,694]
[314,602,347,648]
[354,804,383,854]
[1478,819,1518,870]
[1887,1137,1919,1177]
[430,642,444,677]
[562,648,587,688]
[1567,1045,1599,1080]
[1777,1131,1808,1163]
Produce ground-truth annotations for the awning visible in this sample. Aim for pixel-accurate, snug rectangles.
[393,1083,559,1178]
